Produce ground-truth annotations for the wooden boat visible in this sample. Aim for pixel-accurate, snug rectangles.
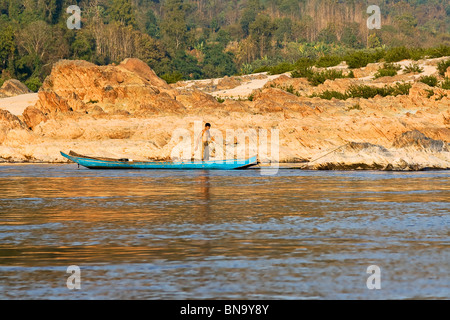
[60,151,258,170]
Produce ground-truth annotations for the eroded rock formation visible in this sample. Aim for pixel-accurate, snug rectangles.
[0,57,449,169]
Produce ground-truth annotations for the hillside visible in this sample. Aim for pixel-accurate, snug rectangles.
[0,0,449,88]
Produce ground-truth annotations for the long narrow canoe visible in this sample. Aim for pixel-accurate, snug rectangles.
[61,151,258,170]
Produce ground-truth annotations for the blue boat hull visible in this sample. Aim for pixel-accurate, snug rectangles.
[60,151,258,170]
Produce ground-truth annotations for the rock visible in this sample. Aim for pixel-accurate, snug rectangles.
[34,91,72,114]
[352,63,379,78]
[0,79,32,98]
[392,130,449,152]
[216,76,241,90]
[0,109,27,130]
[22,107,48,129]
[1,56,449,169]
[0,109,31,145]
[408,82,433,99]
[264,75,310,93]
[28,58,185,126]
[118,58,170,89]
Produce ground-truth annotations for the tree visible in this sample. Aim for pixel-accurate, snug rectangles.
[109,0,137,27]
[368,33,381,49]
[317,25,337,44]
[0,23,15,71]
[240,0,261,36]
[274,17,293,44]
[17,21,53,61]
[202,44,237,78]
[216,29,231,47]
[135,33,171,75]
[341,24,363,49]
[71,31,96,61]
[160,0,188,51]
[145,9,159,38]
[249,15,276,58]
[172,50,202,79]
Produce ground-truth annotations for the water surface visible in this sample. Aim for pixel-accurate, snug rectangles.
[0,165,448,299]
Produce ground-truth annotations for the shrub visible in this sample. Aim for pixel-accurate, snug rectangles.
[409,48,426,61]
[425,89,434,99]
[311,83,411,100]
[344,49,384,69]
[390,82,412,96]
[161,72,184,84]
[419,75,438,87]
[403,63,424,74]
[345,51,373,68]
[384,63,402,71]
[291,65,314,79]
[346,84,382,99]
[308,69,350,86]
[426,45,450,59]
[268,62,294,75]
[437,59,450,76]
[384,46,410,62]
[294,57,316,69]
[292,67,351,86]
[215,96,225,103]
[374,63,401,79]
[374,69,397,78]
[25,77,42,92]
[439,77,450,90]
[253,65,270,73]
[283,84,297,95]
[310,90,348,100]
[270,84,301,96]
[315,55,343,68]
[346,103,361,111]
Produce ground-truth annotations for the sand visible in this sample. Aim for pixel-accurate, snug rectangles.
[0,93,38,116]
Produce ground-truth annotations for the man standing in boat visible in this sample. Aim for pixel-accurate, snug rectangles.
[195,123,215,161]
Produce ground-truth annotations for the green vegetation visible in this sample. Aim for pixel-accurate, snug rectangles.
[311,90,347,100]
[270,84,300,96]
[419,76,438,87]
[24,77,42,92]
[440,78,450,90]
[0,0,449,89]
[403,63,424,74]
[311,83,412,100]
[346,103,361,111]
[267,62,294,75]
[425,89,447,100]
[291,67,353,86]
[344,49,384,69]
[437,59,450,76]
[374,63,402,79]
[315,55,343,68]
[215,96,225,103]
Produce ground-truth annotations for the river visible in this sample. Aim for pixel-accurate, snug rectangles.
[0,164,448,299]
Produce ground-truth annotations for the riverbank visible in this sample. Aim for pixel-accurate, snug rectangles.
[0,57,449,170]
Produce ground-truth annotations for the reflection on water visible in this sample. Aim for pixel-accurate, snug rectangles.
[0,164,449,299]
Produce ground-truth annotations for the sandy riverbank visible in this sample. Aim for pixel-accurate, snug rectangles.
[0,93,38,116]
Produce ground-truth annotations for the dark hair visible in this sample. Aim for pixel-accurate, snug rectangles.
[205,123,211,128]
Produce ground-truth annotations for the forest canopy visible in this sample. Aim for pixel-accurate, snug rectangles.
[0,0,449,88]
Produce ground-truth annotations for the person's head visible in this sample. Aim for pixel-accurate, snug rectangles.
[205,123,211,129]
